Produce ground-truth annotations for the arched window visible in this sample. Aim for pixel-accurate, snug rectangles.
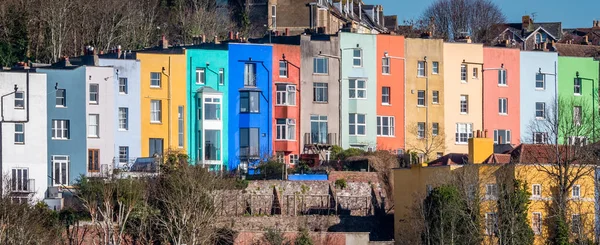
[535,33,542,44]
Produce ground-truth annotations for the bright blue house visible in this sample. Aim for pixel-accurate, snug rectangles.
[227,43,273,172]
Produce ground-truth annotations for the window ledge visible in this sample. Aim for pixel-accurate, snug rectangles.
[455,142,468,145]
[349,98,367,100]
[417,75,426,78]
[88,136,100,138]
[417,105,426,107]
[15,107,24,110]
[377,135,395,138]
[150,121,163,124]
[275,104,297,107]
[574,94,582,96]
[498,84,508,87]
[499,113,508,116]
[89,102,98,105]
[313,101,329,104]
[196,83,205,85]
[535,88,545,91]
[118,129,128,132]
[313,73,329,76]
[150,86,162,89]
[381,103,391,106]
[460,81,467,84]
[535,117,546,121]
[55,106,67,108]
[460,112,468,115]
[382,73,390,76]
[14,142,24,145]
[275,139,297,142]
[52,138,69,140]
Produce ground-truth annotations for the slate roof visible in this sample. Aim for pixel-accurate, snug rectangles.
[555,43,600,57]
[494,144,514,154]
[428,153,468,166]
[483,154,511,164]
[500,22,563,41]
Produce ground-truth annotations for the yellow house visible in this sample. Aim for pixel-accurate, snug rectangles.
[136,46,187,157]
[404,38,446,161]
[393,136,598,245]
[443,41,483,154]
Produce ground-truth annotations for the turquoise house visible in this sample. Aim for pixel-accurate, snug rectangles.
[186,44,229,171]
[339,32,378,150]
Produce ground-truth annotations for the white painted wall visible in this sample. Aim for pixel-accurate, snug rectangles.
[85,67,116,175]
[0,71,48,201]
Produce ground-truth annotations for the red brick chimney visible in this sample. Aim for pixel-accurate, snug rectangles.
[116,45,122,58]
[522,15,531,30]
[161,35,168,49]
[285,28,289,36]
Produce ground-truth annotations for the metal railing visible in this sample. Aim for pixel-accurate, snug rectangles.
[11,179,34,193]
[303,133,337,145]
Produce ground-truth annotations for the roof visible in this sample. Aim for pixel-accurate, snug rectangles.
[197,86,222,94]
[500,22,562,41]
[494,144,514,154]
[428,153,468,166]
[483,154,511,164]
[555,43,600,57]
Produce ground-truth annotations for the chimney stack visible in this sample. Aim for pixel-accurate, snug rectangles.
[235,32,240,40]
[214,35,219,44]
[229,31,234,40]
[285,28,289,36]
[116,45,122,58]
[161,35,168,49]
[584,36,590,45]
[522,15,531,31]
[201,35,206,43]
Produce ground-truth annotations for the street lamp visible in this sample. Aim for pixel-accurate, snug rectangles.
[481,63,506,135]
[162,57,172,151]
[281,53,301,180]
[0,84,18,196]
[382,51,407,150]
[575,71,597,141]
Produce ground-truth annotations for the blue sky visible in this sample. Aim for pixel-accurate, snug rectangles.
[372,0,600,28]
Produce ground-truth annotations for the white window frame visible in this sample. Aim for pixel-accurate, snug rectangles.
[533,132,548,144]
[244,63,257,86]
[574,77,582,95]
[432,61,439,74]
[52,119,69,140]
[455,123,473,144]
[460,64,467,82]
[382,57,390,74]
[52,155,69,186]
[89,84,99,104]
[119,77,128,94]
[349,113,366,136]
[88,114,99,138]
[532,212,542,235]
[11,167,29,192]
[352,49,362,67]
[150,100,162,123]
[219,68,225,85]
[499,98,508,115]
[56,89,66,107]
[276,84,296,106]
[498,70,507,86]
[178,106,184,148]
[313,83,328,102]
[14,91,24,109]
[573,106,582,126]
[119,146,129,164]
[271,5,276,28]
[14,123,24,144]
[432,91,439,104]
[493,129,511,144]
[276,118,296,140]
[279,61,288,78]
[349,79,367,99]
[118,107,128,130]
[532,184,541,198]
[432,122,439,136]
[417,90,425,106]
[572,185,581,198]
[535,102,545,119]
[485,184,498,199]
[417,61,425,77]
[376,116,395,137]
[204,97,222,120]
[196,68,206,84]
[460,95,468,114]
[567,136,588,147]
[150,72,161,88]
[289,154,299,165]
[240,91,259,113]
[485,212,497,236]
[535,73,545,90]
[381,87,390,105]
[313,57,329,74]
[417,122,425,139]
[472,67,478,79]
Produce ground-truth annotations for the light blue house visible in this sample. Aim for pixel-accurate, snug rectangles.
[339,32,378,150]
[99,53,142,168]
[519,51,558,144]
[186,44,229,171]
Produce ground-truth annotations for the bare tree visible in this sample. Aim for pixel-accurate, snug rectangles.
[526,96,600,243]
[406,122,447,162]
[421,0,505,43]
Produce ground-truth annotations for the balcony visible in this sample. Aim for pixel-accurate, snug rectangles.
[88,164,112,178]
[240,146,260,159]
[11,179,35,193]
[304,133,337,146]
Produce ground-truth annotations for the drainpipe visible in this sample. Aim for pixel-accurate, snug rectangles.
[424,57,429,152]
[189,56,193,162]
[339,48,342,147]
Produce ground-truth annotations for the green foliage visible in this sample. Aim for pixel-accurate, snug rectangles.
[334,179,347,189]
[0,4,29,67]
[422,185,481,245]
[497,179,534,245]
[235,179,249,189]
[295,229,314,245]
[552,217,570,245]
[263,228,287,245]
[162,150,190,173]
[300,184,309,194]
[294,161,311,174]
[256,160,285,180]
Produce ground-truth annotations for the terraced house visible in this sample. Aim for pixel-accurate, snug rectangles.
[404,38,445,161]
[339,32,377,150]
[186,44,229,171]
[227,43,273,172]
[443,41,484,154]
[136,38,188,157]
[482,47,521,145]
[300,34,340,161]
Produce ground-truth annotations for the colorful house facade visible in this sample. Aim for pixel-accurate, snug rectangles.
[227,43,273,172]
[404,38,445,161]
[339,32,377,150]
[186,44,229,171]
[483,47,521,145]
[376,34,405,152]
[272,43,301,166]
[136,45,188,157]
[443,42,484,154]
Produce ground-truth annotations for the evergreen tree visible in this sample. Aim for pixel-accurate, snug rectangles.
[497,179,534,245]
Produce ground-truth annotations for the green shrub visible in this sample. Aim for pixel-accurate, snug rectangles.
[295,229,313,245]
[334,179,347,189]
[264,228,286,245]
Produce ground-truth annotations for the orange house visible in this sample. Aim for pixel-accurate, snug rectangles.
[482,47,521,145]
[272,44,301,166]
[376,35,405,152]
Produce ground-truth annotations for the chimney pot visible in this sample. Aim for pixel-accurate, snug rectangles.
[161,35,168,49]
[229,31,234,40]
[235,32,240,40]
[484,129,488,138]
[214,36,219,44]
[285,28,289,36]
[202,35,206,43]
[477,130,481,138]
[522,15,530,30]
